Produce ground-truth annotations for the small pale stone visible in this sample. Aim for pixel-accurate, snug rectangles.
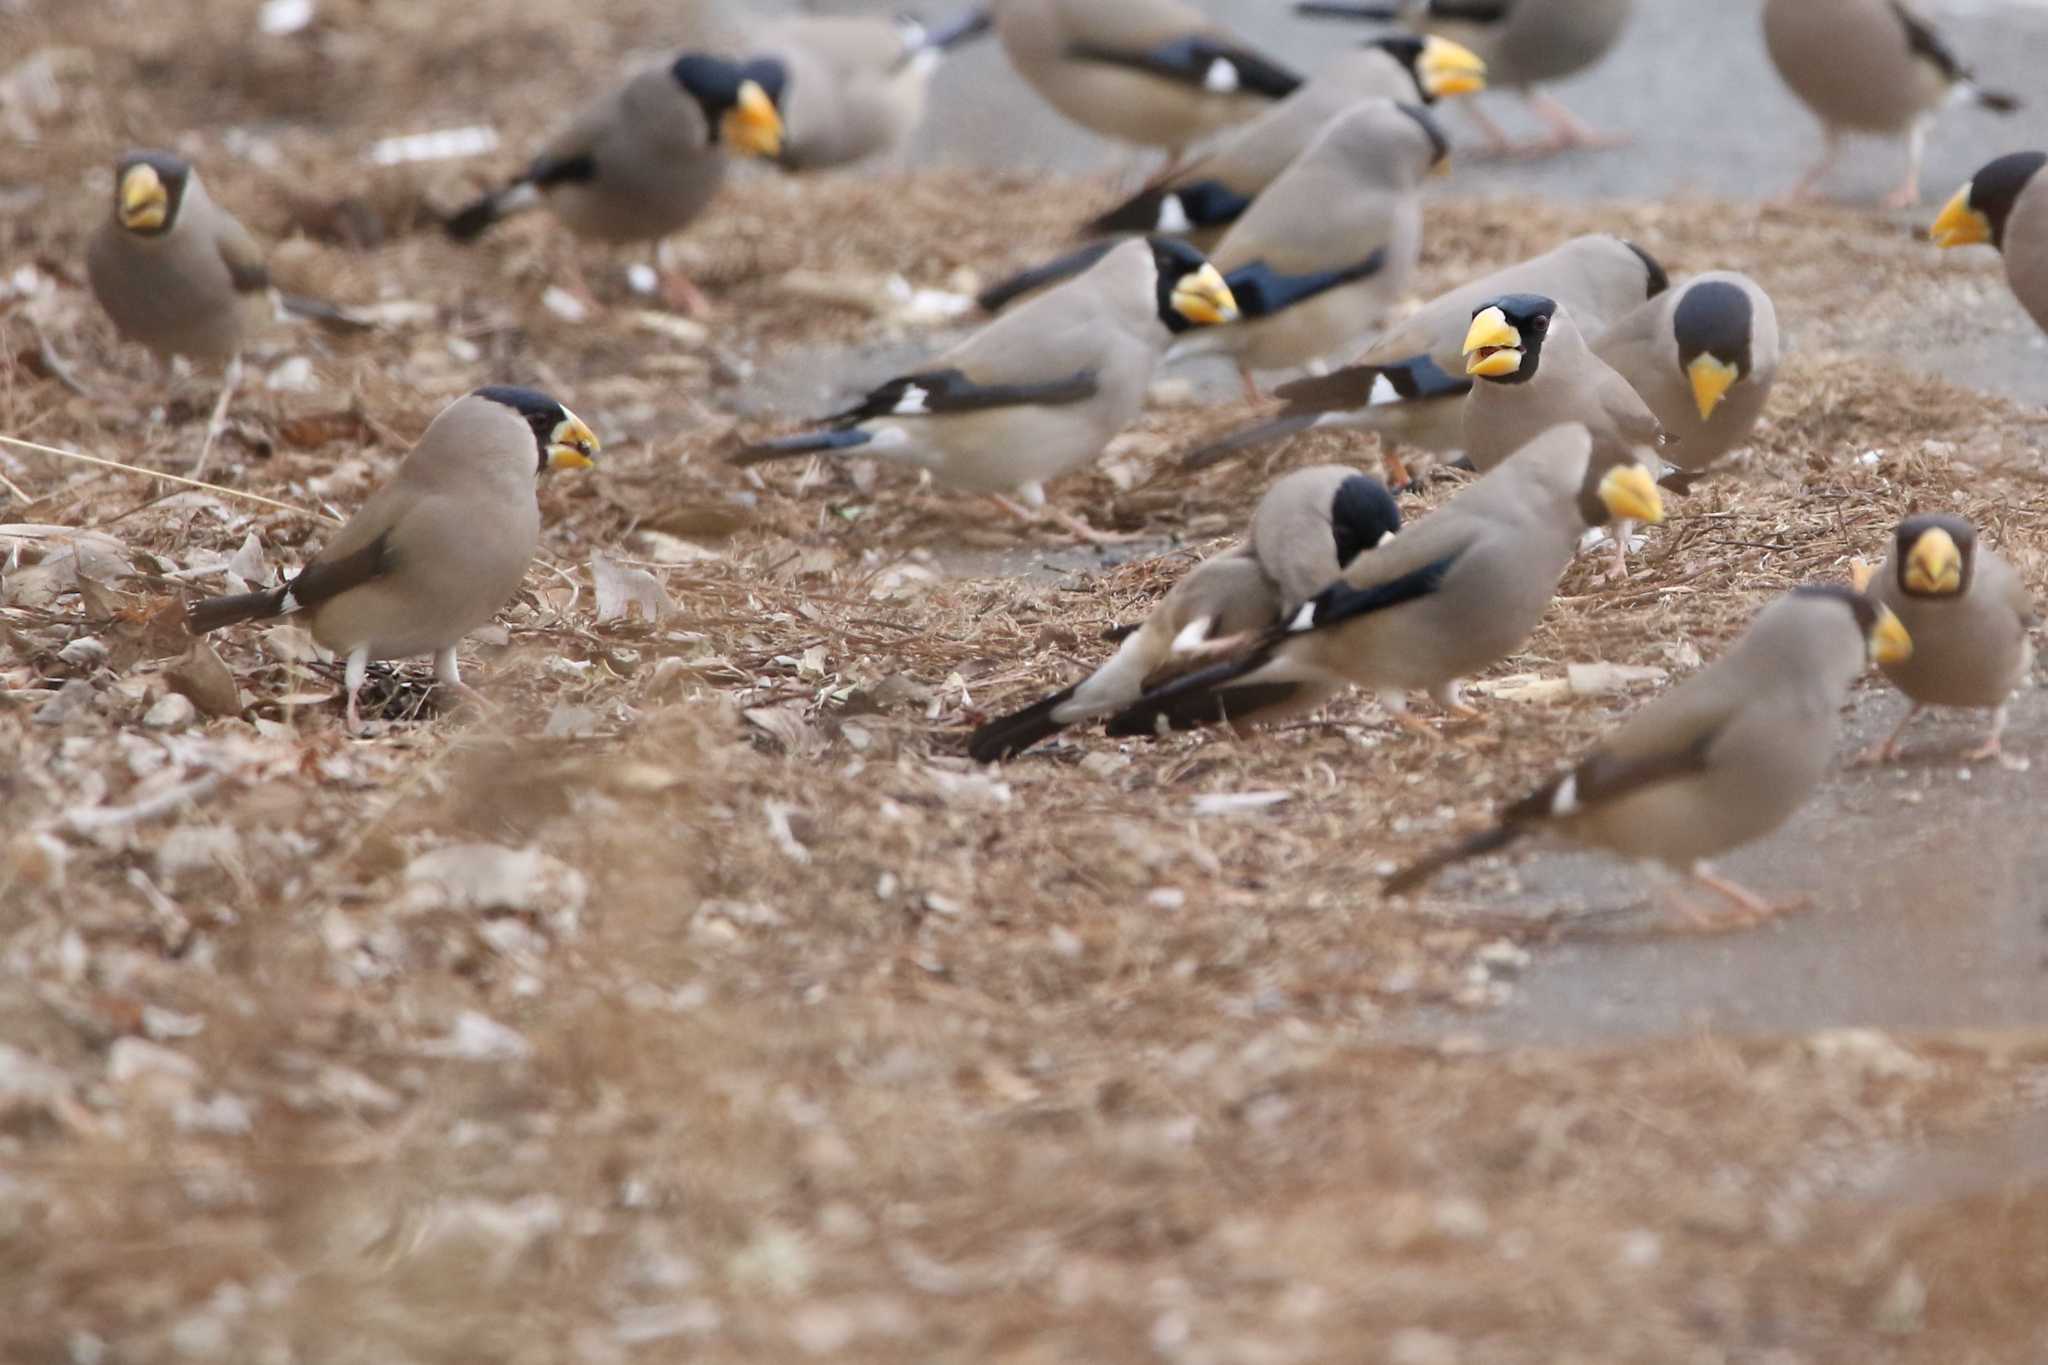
[143,692,197,731]
[1872,1265,1926,1336]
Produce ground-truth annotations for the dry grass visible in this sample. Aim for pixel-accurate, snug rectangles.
[4,2,2048,1360]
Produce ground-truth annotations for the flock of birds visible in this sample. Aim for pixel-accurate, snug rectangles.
[71,0,2048,924]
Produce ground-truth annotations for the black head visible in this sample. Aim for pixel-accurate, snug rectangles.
[1146,235,1236,332]
[1674,279,1754,378]
[1622,239,1669,298]
[474,385,599,473]
[1329,473,1402,567]
[1894,512,1977,597]
[1791,582,1881,637]
[1370,34,1429,80]
[1464,292,1558,386]
[1967,150,2048,249]
[1396,102,1451,170]
[672,53,788,153]
[111,150,193,236]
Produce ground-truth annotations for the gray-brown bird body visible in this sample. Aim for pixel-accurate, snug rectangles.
[1388,586,1905,897]
[1936,152,2048,336]
[1172,99,1438,376]
[991,0,1299,151]
[1592,272,1779,474]
[967,466,1399,759]
[1404,0,1630,91]
[185,390,590,677]
[1105,424,1662,736]
[738,239,1235,501]
[1183,234,1664,469]
[87,166,267,364]
[2002,167,2048,334]
[535,67,728,244]
[760,13,981,169]
[1871,522,2035,712]
[1764,0,1979,135]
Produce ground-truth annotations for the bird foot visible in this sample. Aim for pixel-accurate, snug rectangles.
[1960,734,2004,764]
[1850,740,1901,768]
[1044,506,1144,545]
[1672,869,1809,934]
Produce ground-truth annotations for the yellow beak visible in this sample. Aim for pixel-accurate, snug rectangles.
[546,412,600,471]
[1419,35,1487,98]
[1171,262,1241,326]
[1596,463,1665,526]
[1462,305,1522,377]
[119,164,169,231]
[1902,526,1963,595]
[1870,604,1913,667]
[1929,184,1992,249]
[1686,353,1740,421]
[724,80,784,159]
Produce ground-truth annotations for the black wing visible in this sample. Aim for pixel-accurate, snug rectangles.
[828,368,1099,425]
[1501,728,1722,826]
[1272,351,1471,411]
[527,152,599,189]
[1067,36,1301,100]
[1226,250,1388,318]
[1088,179,1256,237]
[281,531,397,614]
[1288,551,1460,633]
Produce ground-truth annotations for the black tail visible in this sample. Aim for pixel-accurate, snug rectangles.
[967,685,1079,763]
[187,588,287,636]
[1294,2,1402,18]
[977,240,1119,314]
[1383,824,1524,897]
[1180,413,1318,471]
[1101,640,1301,738]
[730,428,873,467]
[278,294,372,332]
[445,190,509,243]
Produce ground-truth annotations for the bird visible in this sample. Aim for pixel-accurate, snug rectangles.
[1455,293,1671,575]
[1181,233,1666,482]
[86,150,364,477]
[968,465,1402,761]
[1385,584,1914,929]
[443,52,787,311]
[974,34,1484,314]
[1165,99,1447,398]
[1296,0,1634,153]
[731,237,1240,542]
[1100,422,1664,740]
[988,0,1303,166]
[1930,151,2048,336]
[1854,514,2036,764]
[185,386,598,734]
[1590,272,1779,480]
[753,9,992,170]
[1761,0,2020,208]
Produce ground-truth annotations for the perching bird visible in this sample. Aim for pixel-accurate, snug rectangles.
[1385,584,1914,928]
[1297,0,1634,152]
[755,9,992,170]
[444,53,786,309]
[1591,272,1779,479]
[989,0,1303,163]
[1101,422,1664,738]
[185,387,598,733]
[1762,0,2019,207]
[1166,99,1446,396]
[975,34,1483,315]
[86,150,363,477]
[1931,151,2048,336]
[968,465,1402,761]
[1182,233,1665,480]
[732,237,1239,541]
[1856,514,2036,763]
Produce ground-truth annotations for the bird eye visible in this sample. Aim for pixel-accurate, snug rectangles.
[1531,315,1549,332]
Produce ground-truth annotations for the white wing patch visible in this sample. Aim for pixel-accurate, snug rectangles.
[1289,600,1318,632]
[277,590,302,615]
[1368,373,1401,406]
[1155,194,1193,234]
[1202,58,1240,93]
[1169,616,1214,654]
[1548,774,1580,817]
[893,384,931,415]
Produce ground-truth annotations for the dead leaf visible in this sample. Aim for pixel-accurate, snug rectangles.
[591,552,673,625]
[165,640,243,717]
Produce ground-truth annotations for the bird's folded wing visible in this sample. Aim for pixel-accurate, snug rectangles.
[1091,178,1255,236]
[281,530,396,613]
[1502,728,1721,825]
[828,368,1099,424]
[1066,36,1301,99]
[1226,250,1388,317]
[1889,0,1968,82]
[1287,551,1459,633]
[1271,351,1470,412]
[216,219,271,295]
